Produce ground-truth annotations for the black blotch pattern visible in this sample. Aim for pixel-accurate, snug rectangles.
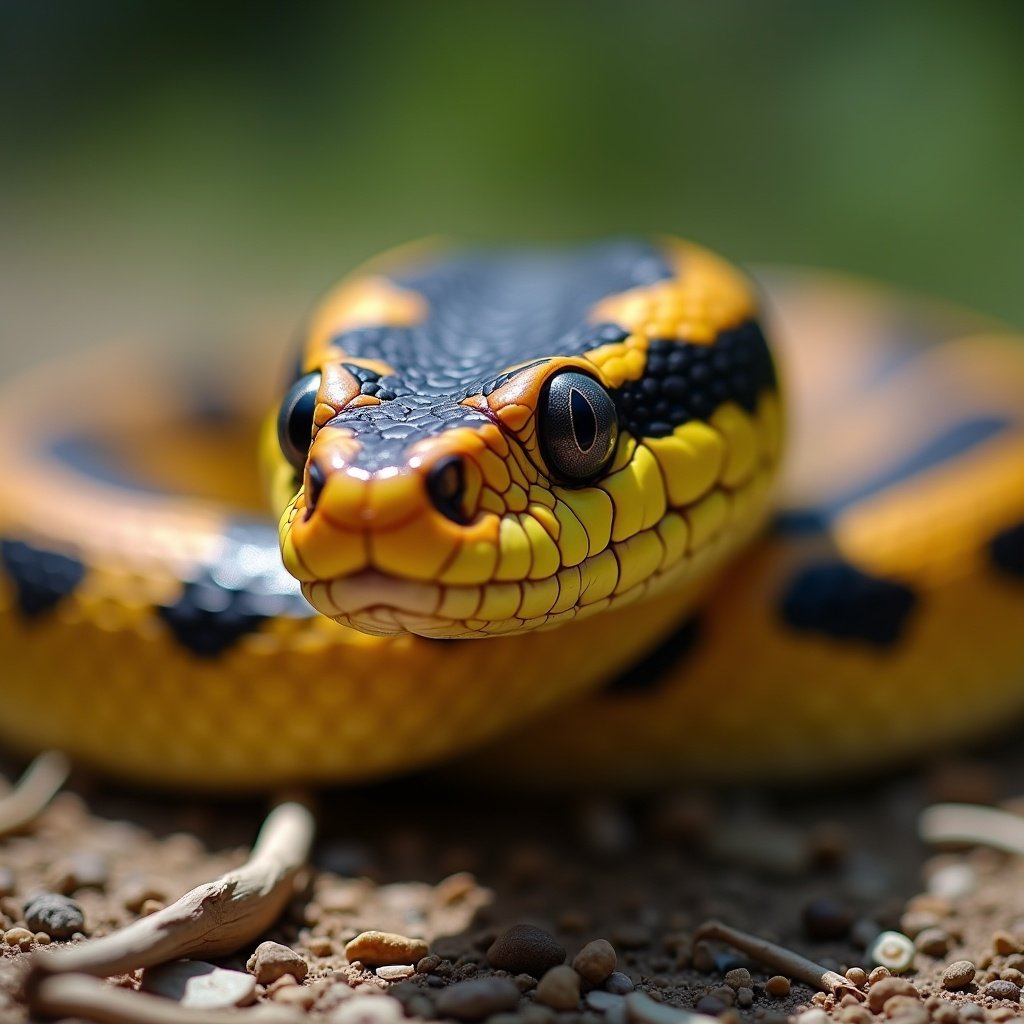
[614,319,776,438]
[780,561,916,647]
[343,363,397,402]
[0,538,86,619]
[158,522,314,657]
[603,615,702,696]
[991,521,1024,579]
[158,581,270,658]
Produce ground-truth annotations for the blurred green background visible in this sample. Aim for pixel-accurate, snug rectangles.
[2,0,1022,373]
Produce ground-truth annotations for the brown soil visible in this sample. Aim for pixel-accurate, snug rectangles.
[4,746,1024,1024]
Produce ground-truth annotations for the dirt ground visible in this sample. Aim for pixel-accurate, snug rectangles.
[4,742,1024,1024]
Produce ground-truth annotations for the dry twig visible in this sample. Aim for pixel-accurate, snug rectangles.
[694,919,865,1002]
[31,973,303,1024]
[919,802,1024,855]
[30,799,315,981]
[0,750,70,837]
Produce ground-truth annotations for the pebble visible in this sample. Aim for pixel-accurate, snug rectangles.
[535,965,581,1011]
[915,927,950,956]
[798,1010,829,1024]
[694,995,727,1015]
[866,976,919,1013]
[573,939,617,984]
[23,893,85,940]
[434,977,521,1020]
[927,862,976,901]
[868,930,915,973]
[724,967,751,990]
[329,994,405,1024]
[416,955,442,974]
[844,967,867,987]
[801,897,855,940]
[344,930,429,968]
[272,986,315,1008]
[605,971,635,995]
[4,927,34,949]
[122,880,167,913]
[1003,968,1024,986]
[375,965,414,981]
[308,935,334,957]
[868,965,890,984]
[141,961,256,1008]
[993,930,1023,955]
[53,852,110,893]
[246,940,309,984]
[486,924,566,977]
[765,976,790,998]
[985,980,1022,1001]
[586,990,625,1012]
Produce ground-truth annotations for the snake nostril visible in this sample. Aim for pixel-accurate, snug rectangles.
[305,460,326,515]
[426,455,468,525]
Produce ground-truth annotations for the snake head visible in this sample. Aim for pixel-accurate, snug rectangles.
[266,239,784,638]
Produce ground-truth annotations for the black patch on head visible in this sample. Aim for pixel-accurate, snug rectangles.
[603,615,702,696]
[780,561,916,647]
[343,363,397,401]
[322,241,672,472]
[614,319,776,439]
[158,521,314,657]
[478,358,551,397]
[0,538,86,619]
[991,521,1024,579]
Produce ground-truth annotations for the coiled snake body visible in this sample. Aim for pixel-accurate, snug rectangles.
[1,238,1023,789]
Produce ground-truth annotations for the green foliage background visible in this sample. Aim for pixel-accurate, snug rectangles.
[2,1,1021,366]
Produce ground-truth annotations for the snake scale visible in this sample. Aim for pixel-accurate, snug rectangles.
[1,237,1023,790]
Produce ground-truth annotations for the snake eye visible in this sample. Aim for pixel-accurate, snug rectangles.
[277,371,321,473]
[540,370,618,482]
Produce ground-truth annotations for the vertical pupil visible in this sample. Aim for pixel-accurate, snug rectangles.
[569,388,598,452]
[287,389,317,456]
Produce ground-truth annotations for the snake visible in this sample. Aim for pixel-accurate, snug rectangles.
[1,237,1023,790]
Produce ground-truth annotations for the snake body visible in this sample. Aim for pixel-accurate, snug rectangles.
[1,238,1023,789]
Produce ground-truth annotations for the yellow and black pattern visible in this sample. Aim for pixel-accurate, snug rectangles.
[275,239,781,639]
[0,241,1023,790]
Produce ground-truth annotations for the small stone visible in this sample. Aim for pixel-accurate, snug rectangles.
[799,1010,829,1024]
[941,959,976,990]
[4,927,34,949]
[308,935,334,957]
[573,939,617,984]
[868,931,915,973]
[141,961,257,1008]
[993,931,1023,955]
[53,852,110,893]
[724,967,752,990]
[927,863,976,901]
[866,976,919,1013]
[344,931,429,968]
[434,977,521,1020]
[766,976,790,998]
[985,980,1021,1001]
[330,994,405,1024]
[960,1005,985,1022]
[272,986,315,1008]
[694,995,727,1015]
[868,965,891,984]
[914,927,950,956]
[1003,968,1024,986]
[587,990,625,1011]
[514,974,537,992]
[605,971,634,994]
[416,955,441,974]
[535,965,581,1010]
[375,965,414,981]
[23,893,85,940]
[845,967,867,987]
[736,986,754,1008]
[246,940,309,984]
[122,880,167,913]
[838,1007,872,1024]
[487,924,566,977]
[802,897,855,940]
[691,940,715,973]
[33,933,50,945]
